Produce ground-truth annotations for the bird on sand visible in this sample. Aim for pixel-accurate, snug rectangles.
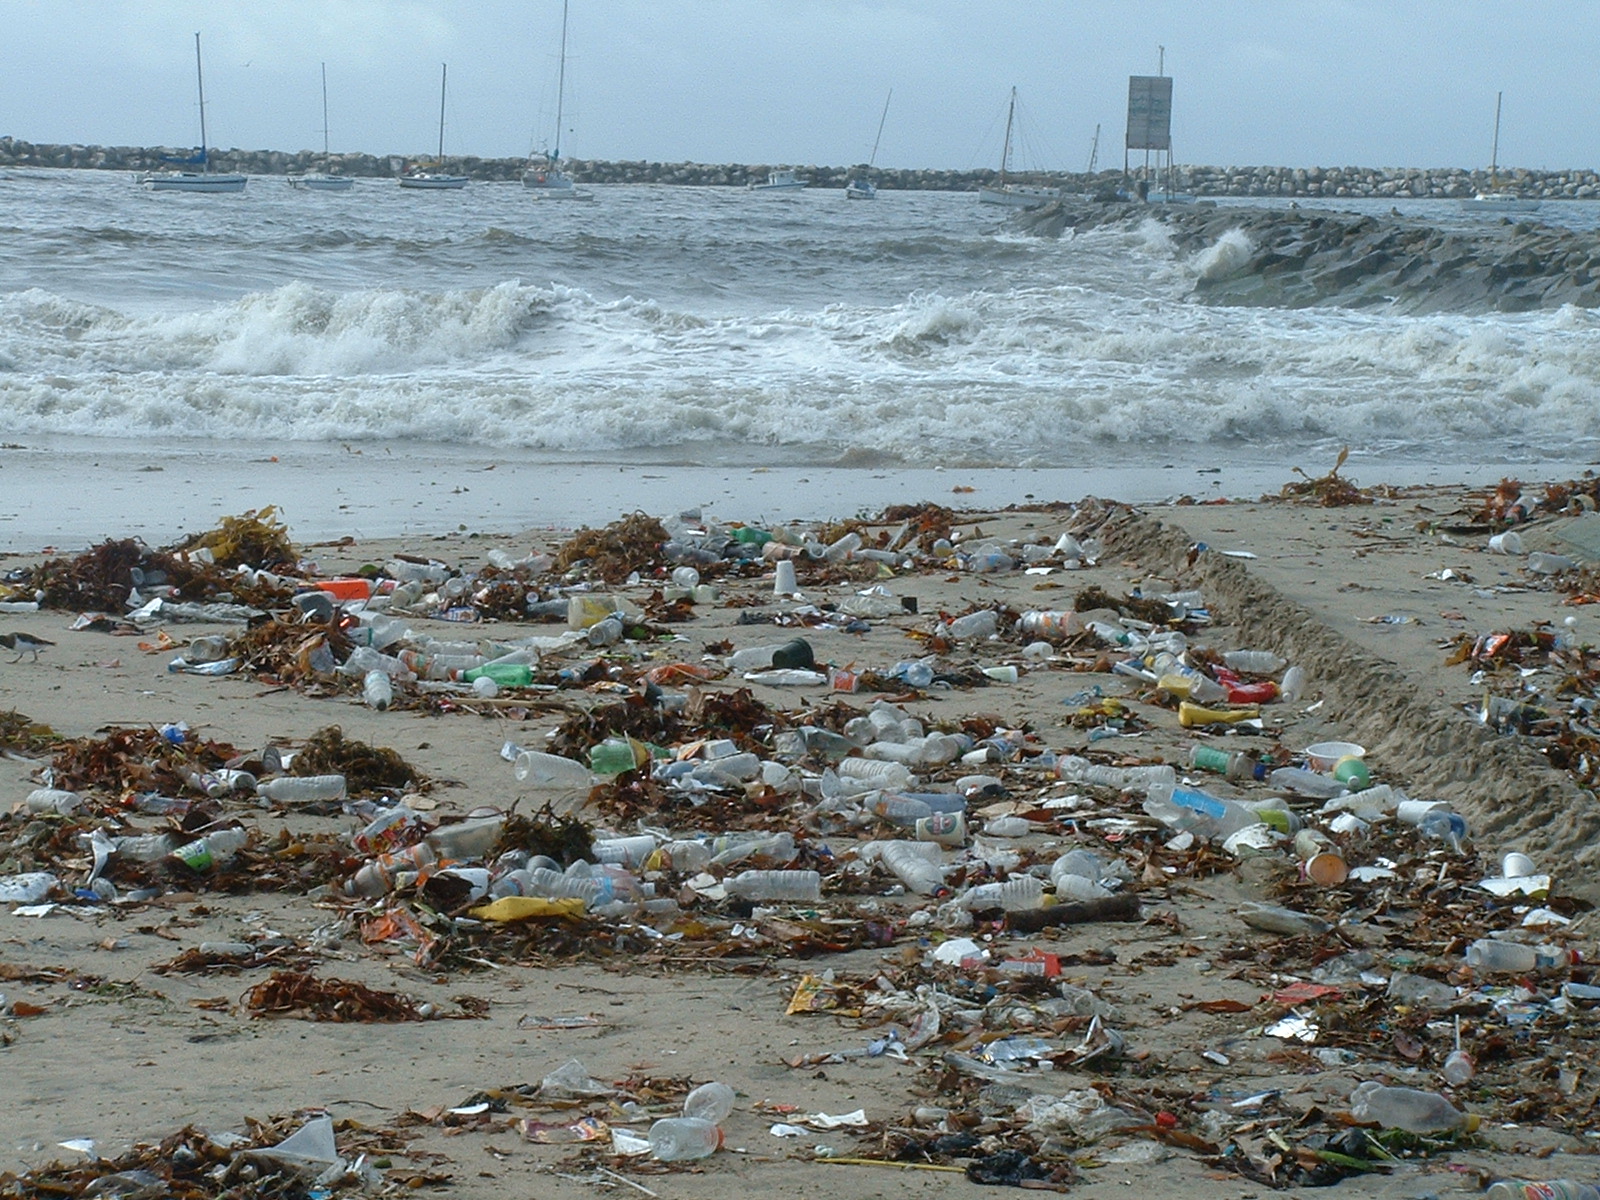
[0,632,54,662]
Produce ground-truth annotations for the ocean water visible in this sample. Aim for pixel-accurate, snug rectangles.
[1,169,1598,544]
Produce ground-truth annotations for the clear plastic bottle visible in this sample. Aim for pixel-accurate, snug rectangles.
[945,610,1000,639]
[25,788,82,815]
[1016,610,1081,640]
[707,831,794,867]
[879,841,944,894]
[869,793,933,826]
[1280,665,1307,702]
[591,834,659,867]
[960,875,1044,911]
[836,757,914,791]
[514,751,594,789]
[346,844,439,897]
[426,815,506,861]
[647,1117,722,1161]
[724,869,821,902]
[257,774,348,803]
[113,832,179,862]
[1269,766,1347,799]
[1465,939,1575,973]
[683,1081,737,1124]
[1486,1181,1600,1200]
[1348,1081,1477,1134]
[170,827,249,872]
[362,669,393,710]
[1056,756,1175,792]
[1224,649,1287,674]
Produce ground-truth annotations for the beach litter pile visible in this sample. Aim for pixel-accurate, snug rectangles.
[1,489,1597,1197]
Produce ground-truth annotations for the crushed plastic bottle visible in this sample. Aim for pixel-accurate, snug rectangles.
[1348,1081,1478,1134]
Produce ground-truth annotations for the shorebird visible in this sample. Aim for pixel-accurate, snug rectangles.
[0,632,54,662]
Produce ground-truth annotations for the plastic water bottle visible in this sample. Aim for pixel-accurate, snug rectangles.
[869,793,933,826]
[1419,809,1469,853]
[24,788,82,815]
[1056,756,1175,792]
[362,669,393,710]
[879,841,944,894]
[1224,649,1287,674]
[426,815,506,861]
[1017,610,1081,639]
[724,870,821,902]
[647,1117,722,1161]
[836,757,914,791]
[170,827,249,872]
[683,1081,737,1124]
[1348,1082,1477,1134]
[945,610,1000,639]
[1269,766,1347,799]
[514,751,594,789]
[1465,939,1576,973]
[257,775,348,804]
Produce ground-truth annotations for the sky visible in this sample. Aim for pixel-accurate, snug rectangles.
[1,1,1596,172]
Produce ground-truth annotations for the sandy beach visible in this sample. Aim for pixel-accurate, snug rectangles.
[2,470,1598,1200]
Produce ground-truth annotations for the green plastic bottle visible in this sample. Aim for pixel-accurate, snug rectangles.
[464,662,533,687]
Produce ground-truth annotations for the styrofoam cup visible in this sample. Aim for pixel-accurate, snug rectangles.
[1501,852,1537,878]
[773,559,798,594]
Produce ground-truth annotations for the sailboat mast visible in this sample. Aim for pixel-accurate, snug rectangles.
[999,86,1016,184]
[435,64,448,164]
[320,62,331,155]
[868,89,891,167]
[193,32,209,172]
[552,0,569,164]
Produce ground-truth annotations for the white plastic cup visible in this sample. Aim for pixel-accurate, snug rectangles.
[1487,531,1524,554]
[1395,799,1446,826]
[773,560,798,595]
[1501,852,1537,878]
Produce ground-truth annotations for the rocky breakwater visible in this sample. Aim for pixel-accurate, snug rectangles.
[1179,164,1600,202]
[1072,202,1600,314]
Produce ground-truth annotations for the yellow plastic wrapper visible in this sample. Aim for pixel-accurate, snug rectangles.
[469,896,587,923]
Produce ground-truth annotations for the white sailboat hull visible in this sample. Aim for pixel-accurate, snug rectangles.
[399,173,468,190]
[845,181,876,200]
[978,183,1058,209]
[139,172,248,193]
[289,173,353,191]
[1460,193,1541,212]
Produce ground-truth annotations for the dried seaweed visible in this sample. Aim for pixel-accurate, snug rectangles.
[880,502,957,550]
[230,618,352,685]
[493,807,596,866]
[0,709,57,756]
[1072,585,1173,626]
[290,726,424,794]
[243,969,423,1021]
[48,726,240,796]
[168,506,297,571]
[1275,447,1375,507]
[551,512,670,584]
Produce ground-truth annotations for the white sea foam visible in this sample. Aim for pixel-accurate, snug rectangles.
[1,175,1597,467]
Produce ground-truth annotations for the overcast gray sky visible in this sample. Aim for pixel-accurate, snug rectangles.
[2,1,1595,171]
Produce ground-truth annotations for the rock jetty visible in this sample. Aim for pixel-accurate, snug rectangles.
[1,135,1595,199]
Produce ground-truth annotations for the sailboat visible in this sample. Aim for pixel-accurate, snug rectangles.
[289,64,354,191]
[522,0,590,198]
[845,90,892,200]
[400,64,469,189]
[137,33,247,193]
[977,87,1058,209]
[1460,92,1540,212]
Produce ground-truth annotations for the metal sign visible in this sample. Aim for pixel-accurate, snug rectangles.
[1126,75,1172,151]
